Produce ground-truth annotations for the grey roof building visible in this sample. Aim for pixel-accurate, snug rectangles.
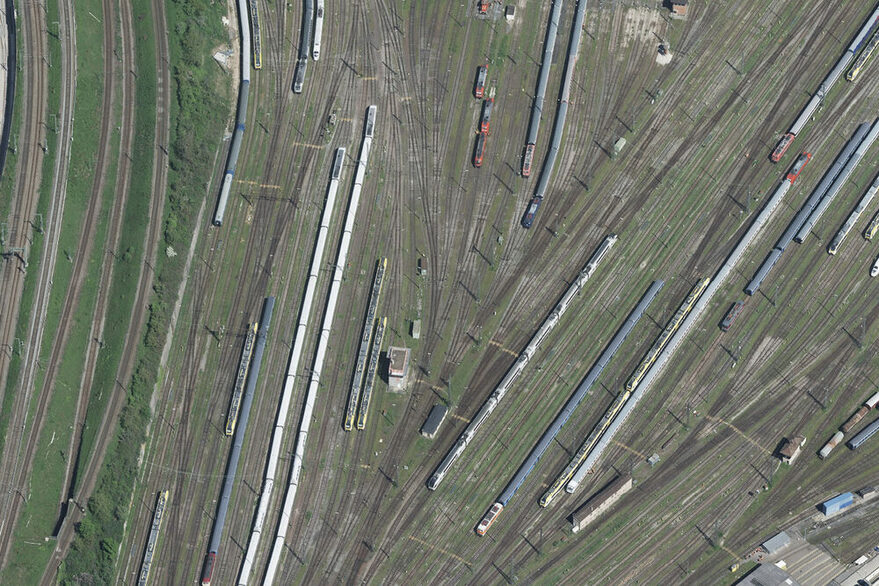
[762,531,791,555]
[735,563,801,586]
[421,405,448,439]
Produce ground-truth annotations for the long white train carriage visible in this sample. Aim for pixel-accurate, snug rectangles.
[313,0,324,60]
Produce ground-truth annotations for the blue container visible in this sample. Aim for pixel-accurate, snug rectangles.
[820,492,854,515]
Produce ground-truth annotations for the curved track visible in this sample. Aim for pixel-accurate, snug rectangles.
[0,0,77,566]
[84,1,879,585]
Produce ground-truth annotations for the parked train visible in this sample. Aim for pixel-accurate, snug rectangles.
[213,0,252,226]
[427,235,618,491]
[522,0,563,177]
[481,98,493,133]
[848,27,879,81]
[770,5,879,161]
[239,147,347,584]
[520,0,586,228]
[848,416,879,449]
[720,301,744,332]
[474,65,487,98]
[293,0,314,92]
[261,107,377,585]
[522,144,535,177]
[249,0,262,69]
[744,152,813,295]
[473,132,486,167]
[313,0,324,60]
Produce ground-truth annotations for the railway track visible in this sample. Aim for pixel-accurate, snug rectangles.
[0,0,48,406]
[312,2,879,580]
[0,0,77,566]
[132,0,361,580]
[47,0,879,583]
[39,0,162,578]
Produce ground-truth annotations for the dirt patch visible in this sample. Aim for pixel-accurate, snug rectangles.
[656,51,673,65]
[622,6,664,48]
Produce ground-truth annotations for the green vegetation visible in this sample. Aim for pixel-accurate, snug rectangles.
[0,0,110,580]
[0,0,62,460]
[72,0,157,493]
[0,5,26,219]
[60,0,229,582]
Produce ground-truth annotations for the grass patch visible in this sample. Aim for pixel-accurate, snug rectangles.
[72,0,158,493]
[60,0,229,582]
[0,0,110,580]
[0,0,64,459]
[0,4,25,219]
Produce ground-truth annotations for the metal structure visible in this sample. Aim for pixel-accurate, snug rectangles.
[865,211,879,239]
[293,0,314,92]
[474,65,487,98]
[473,132,487,167]
[799,118,879,242]
[249,0,262,70]
[770,4,879,161]
[829,171,879,254]
[137,490,169,586]
[742,152,814,295]
[522,0,587,228]
[787,126,871,246]
[625,278,710,392]
[543,278,710,507]
[521,0,564,177]
[477,280,664,533]
[313,0,324,60]
[566,156,808,494]
[848,26,879,81]
[427,234,618,491]
[357,316,386,429]
[819,431,844,459]
[481,98,494,133]
[849,416,879,449]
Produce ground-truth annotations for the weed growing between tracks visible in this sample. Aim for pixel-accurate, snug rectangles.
[60,0,228,582]
[0,0,114,581]
[0,5,25,219]
[0,0,60,463]
[71,0,158,495]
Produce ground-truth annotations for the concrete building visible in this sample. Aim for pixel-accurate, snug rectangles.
[762,531,791,556]
[735,563,801,586]
[857,486,876,500]
[387,346,412,392]
[421,405,448,439]
[779,435,805,464]
[669,0,688,17]
[505,5,515,21]
[571,475,633,533]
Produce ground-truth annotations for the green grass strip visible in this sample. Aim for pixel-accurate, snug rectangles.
[60,0,229,581]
